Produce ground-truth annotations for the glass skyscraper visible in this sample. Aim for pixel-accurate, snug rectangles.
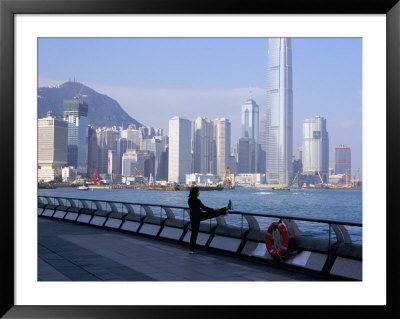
[241,99,259,172]
[335,146,351,175]
[193,117,215,175]
[265,38,293,185]
[241,99,259,142]
[63,99,89,175]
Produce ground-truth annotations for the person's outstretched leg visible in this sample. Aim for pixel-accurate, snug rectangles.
[189,219,200,253]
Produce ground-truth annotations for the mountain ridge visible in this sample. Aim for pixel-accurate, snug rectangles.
[37,81,143,129]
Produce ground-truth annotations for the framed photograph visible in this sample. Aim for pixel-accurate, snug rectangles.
[1,0,399,317]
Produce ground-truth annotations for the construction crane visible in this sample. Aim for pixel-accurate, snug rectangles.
[74,83,85,100]
[134,166,147,185]
[222,167,233,189]
[290,171,301,188]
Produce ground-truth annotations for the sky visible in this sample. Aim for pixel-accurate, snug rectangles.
[38,37,362,177]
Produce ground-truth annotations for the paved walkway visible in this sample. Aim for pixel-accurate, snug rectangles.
[38,217,323,281]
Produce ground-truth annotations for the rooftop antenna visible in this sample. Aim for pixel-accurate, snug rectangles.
[249,85,252,100]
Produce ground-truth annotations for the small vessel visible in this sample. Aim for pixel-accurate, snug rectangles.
[38,183,56,189]
[272,182,290,191]
[146,185,179,191]
[178,184,223,191]
[77,185,89,190]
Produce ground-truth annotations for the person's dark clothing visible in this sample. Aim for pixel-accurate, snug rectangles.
[187,196,227,251]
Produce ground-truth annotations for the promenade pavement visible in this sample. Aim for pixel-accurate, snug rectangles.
[38,217,324,281]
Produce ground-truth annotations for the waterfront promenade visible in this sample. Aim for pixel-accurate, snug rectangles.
[38,217,323,281]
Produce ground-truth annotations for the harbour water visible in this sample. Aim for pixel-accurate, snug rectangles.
[38,187,362,244]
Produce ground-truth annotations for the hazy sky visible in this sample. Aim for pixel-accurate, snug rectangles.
[38,37,362,175]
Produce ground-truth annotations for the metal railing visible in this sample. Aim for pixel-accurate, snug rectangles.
[38,195,362,245]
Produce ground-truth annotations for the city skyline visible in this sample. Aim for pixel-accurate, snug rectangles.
[38,37,362,175]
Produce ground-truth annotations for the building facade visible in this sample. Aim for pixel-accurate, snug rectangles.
[302,116,329,182]
[38,111,68,182]
[236,137,256,174]
[213,118,231,179]
[258,115,267,174]
[96,127,121,174]
[265,38,293,185]
[168,116,191,183]
[241,99,259,172]
[63,99,89,175]
[120,126,140,150]
[122,149,145,178]
[193,117,215,175]
[142,137,164,180]
[87,126,98,179]
[335,146,351,175]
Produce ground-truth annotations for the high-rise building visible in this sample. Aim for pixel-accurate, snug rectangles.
[142,137,164,180]
[120,127,140,150]
[241,99,259,173]
[237,137,256,173]
[168,116,191,183]
[38,111,68,182]
[96,127,121,174]
[87,126,98,178]
[265,38,293,185]
[63,99,89,175]
[258,115,267,174]
[213,118,231,178]
[335,145,351,175]
[158,146,169,181]
[122,149,145,178]
[107,149,120,177]
[193,117,215,175]
[302,116,329,182]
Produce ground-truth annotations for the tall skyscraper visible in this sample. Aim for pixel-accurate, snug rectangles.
[265,38,293,185]
[302,116,329,182]
[193,117,215,175]
[258,115,267,174]
[96,127,121,174]
[335,145,351,175]
[237,137,256,173]
[168,116,191,183]
[38,111,68,182]
[142,136,163,180]
[87,126,98,178]
[241,98,259,172]
[63,99,89,175]
[241,99,259,142]
[213,118,231,178]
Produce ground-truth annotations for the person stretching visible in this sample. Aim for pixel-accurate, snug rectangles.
[187,186,232,254]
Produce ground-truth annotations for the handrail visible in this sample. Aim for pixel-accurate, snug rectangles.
[38,195,362,228]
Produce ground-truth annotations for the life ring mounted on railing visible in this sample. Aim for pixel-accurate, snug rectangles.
[265,221,289,260]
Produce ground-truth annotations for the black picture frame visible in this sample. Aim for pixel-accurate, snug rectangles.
[1,0,399,317]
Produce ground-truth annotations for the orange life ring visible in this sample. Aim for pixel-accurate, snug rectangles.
[265,221,289,259]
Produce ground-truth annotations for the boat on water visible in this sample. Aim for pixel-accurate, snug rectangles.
[77,185,89,190]
[38,183,56,189]
[178,185,223,191]
[146,184,224,191]
[146,185,180,191]
[272,182,290,191]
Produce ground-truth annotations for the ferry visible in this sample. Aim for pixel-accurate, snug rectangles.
[272,182,290,191]
[77,185,89,190]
